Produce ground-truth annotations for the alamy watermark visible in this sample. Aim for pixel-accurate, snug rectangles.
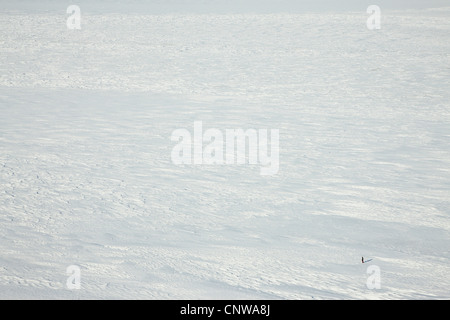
[366,265,381,290]
[67,5,81,30]
[171,121,279,176]
[66,265,81,290]
[367,5,381,30]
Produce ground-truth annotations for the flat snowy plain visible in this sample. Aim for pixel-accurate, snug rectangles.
[1,1,450,299]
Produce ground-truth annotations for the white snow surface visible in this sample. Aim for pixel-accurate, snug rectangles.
[1,3,450,299]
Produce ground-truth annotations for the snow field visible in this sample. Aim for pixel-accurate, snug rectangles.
[1,7,450,299]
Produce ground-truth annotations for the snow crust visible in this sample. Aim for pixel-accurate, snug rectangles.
[1,2,449,299]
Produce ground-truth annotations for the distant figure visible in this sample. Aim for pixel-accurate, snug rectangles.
[362,257,364,263]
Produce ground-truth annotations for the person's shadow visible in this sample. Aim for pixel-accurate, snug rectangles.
[364,259,373,263]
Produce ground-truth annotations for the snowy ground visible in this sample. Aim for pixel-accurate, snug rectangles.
[1,1,450,299]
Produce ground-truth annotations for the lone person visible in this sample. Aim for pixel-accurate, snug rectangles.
[362,257,364,263]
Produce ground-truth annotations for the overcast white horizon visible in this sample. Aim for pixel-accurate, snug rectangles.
[2,0,450,14]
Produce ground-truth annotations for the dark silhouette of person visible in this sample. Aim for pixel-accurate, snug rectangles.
[362,257,364,263]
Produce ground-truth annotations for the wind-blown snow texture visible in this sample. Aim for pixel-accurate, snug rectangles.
[1,1,450,299]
